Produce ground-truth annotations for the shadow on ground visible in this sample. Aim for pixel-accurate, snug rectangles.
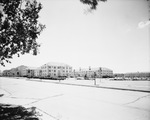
[0,94,41,120]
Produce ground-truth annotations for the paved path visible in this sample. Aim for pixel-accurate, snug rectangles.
[28,78,150,92]
[0,77,150,120]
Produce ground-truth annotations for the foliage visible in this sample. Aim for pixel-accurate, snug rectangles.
[0,103,41,120]
[102,75,112,78]
[0,0,45,66]
[80,0,107,10]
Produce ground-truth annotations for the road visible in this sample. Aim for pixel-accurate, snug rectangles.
[0,77,150,120]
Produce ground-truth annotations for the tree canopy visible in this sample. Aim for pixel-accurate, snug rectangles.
[0,103,40,120]
[0,0,107,66]
[0,0,45,66]
[80,0,107,10]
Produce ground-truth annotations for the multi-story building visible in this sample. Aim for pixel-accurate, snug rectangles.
[124,72,150,78]
[26,67,37,78]
[10,68,20,76]
[72,67,113,78]
[2,70,10,76]
[8,66,28,77]
[34,67,42,77]
[2,68,19,77]
[16,65,28,77]
[3,70,7,76]
[0,70,2,76]
[2,65,28,77]
[40,62,72,78]
[124,72,150,80]
[100,67,113,77]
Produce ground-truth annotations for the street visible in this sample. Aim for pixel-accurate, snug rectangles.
[0,77,150,120]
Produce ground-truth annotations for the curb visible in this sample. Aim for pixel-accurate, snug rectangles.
[27,79,150,93]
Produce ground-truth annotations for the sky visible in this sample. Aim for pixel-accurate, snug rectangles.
[0,0,150,73]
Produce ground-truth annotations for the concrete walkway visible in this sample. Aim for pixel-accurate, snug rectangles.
[27,78,150,93]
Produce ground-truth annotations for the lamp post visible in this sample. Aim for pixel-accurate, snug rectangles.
[58,70,61,82]
[94,72,97,85]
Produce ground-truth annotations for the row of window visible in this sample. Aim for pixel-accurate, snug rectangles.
[42,73,56,76]
[73,71,113,76]
[41,73,68,76]
[42,70,71,73]
[41,65,72,69]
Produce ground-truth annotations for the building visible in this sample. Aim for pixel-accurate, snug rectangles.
[0,70,2,76]
[113,72,150,80]
[2,68,20,77]
[72,67,113,78]
[34,67,42,77]
[26,67,37,78]
[114,73,124,77]
[2,65,28,77]
[2,70,12,76]
[124,72,150,80]
[2,66,39,78]
[10,68,20,77]
[16,65,28,77]
[40,62,72,78]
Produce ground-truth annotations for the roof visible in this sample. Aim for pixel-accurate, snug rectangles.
[44,62,71,67]
[26,67,38,70]
[75,67,113,72]
[100,67,113,71]
[16,65,28,69]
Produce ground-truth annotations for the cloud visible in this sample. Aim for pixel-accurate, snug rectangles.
[138,21,150,28]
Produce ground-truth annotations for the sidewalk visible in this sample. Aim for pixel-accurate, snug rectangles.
[28,78,150,93]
